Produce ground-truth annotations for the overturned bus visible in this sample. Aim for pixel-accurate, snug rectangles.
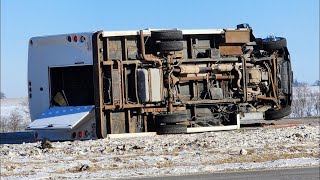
[27,24,292,141]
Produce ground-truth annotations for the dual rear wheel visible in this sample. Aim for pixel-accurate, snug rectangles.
[151,30,184,52]
[261,36,292,120]
[152,30,186,134]
[155,112,188,134]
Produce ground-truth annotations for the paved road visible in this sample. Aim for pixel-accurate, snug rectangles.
[137,167,320,180]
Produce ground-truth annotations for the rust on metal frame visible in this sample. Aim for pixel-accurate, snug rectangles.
[143,106,186,113]
[219,46,243,55]
[184,98,241,105]
[139,30,162,66]
[179,75,235,82]
[186,35,197,121]
[225,30,250,43]
[102,61,114,65]
[242,56,247,102]
[92,31,107,138]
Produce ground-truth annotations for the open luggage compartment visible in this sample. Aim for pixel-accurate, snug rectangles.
[49,65,94,106]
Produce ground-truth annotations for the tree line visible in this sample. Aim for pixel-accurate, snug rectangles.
[291,80,320,117]
[1,92,30,132]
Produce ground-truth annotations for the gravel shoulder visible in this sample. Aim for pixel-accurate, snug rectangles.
[1,122,319,179]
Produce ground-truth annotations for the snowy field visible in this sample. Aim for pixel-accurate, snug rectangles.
[0,98,30,132]
[1,123,319,179]
[0,98,27,118]
[0,94,319,179]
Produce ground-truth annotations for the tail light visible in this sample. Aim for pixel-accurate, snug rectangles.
[73,36,78,42]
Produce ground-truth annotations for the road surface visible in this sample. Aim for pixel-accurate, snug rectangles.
[137,167,320,180]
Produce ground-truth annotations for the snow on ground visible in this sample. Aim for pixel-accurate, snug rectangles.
[0,98,31,132]
[0,97,30,121]
[0,98,27,117]
[1,124,319,179]
[0,97,319,179]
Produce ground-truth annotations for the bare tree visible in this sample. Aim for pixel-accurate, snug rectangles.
[304,87,313,117]
[291,85,320,118]
[293,86,308,117]
[291,85,311,117]
[291,98,301,118]
[0,92,5,99]
[0,116,9,132]
[312,89,320,116]
[7,109,24,132]
[19,98,30,119]
[0,98,31,132]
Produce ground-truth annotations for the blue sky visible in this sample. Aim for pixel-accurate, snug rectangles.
[1,0,319,98]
